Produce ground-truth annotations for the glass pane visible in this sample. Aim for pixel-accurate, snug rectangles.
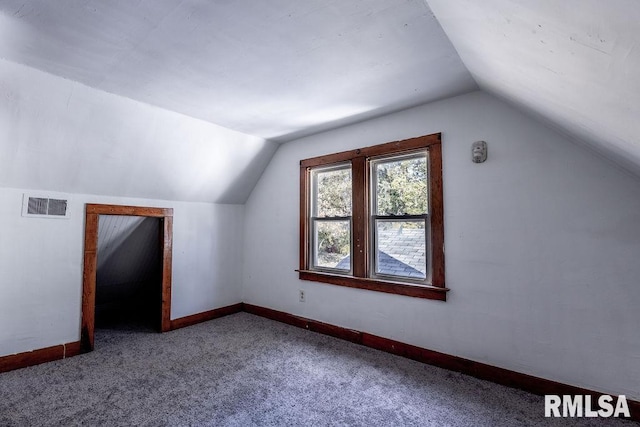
[314,166,351,217]
[375,220,426,279]
[374,155,427,216]
[314,220,350,270]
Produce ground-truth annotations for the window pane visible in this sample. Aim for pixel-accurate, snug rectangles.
[314,220,350,270]
[314,166,351,217]
[375,220,426,279]
[374,155,427,216]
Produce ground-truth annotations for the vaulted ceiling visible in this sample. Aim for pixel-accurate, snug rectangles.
[0,0,638,173]
[0,0,475,141]
[427,0,640,174]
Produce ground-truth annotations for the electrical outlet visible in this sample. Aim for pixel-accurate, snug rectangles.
[299,289,305,302]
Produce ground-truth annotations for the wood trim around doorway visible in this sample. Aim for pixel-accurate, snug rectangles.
[81,204,174,352]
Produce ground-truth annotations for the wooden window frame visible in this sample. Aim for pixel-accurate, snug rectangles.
[299,133,448,301]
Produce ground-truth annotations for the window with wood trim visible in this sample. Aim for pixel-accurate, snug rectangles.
[299,133,447,301]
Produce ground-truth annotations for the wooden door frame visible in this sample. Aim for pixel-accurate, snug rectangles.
[81,203,173,352]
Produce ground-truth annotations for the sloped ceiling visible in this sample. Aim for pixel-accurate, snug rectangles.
[426,0,640,174]
[0,0,476,142]
[1,0,636,197]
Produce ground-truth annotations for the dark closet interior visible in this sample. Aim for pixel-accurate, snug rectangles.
[95,215,162,331]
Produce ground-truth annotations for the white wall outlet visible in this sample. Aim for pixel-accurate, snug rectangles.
[299,289,305,302]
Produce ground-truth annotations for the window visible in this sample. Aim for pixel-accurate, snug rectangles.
[310,164,352,273]
[299,133,447,301]
[371,153,428,281]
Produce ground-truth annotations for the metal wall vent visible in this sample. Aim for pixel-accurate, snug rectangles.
[22,194,70,219]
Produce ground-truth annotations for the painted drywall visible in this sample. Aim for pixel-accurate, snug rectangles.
[242,90,640,399]
[426,0,640,176]
[0,187,244,357]
[0,57,255,356]
[0,59,277,204]
[0,0,476,140]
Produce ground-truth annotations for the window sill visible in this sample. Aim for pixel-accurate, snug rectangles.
[297,270,448,301]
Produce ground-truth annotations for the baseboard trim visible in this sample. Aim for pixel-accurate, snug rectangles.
[242,303,362,343]
[242,303,639,421]
[3,304,638,421]
[0,303,243,373]
[170,303,243,331]
[0,341,82,374]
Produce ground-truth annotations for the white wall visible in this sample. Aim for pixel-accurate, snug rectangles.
[242,91,640,399]
[0,59,278,204]
[0,187,243,357]
[0,58,253,357]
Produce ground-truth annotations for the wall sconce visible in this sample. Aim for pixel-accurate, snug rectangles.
[472,140,487,163]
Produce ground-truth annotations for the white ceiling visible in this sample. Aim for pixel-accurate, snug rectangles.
[427,0,640,173]
[0,0,476,141]
[1,0,637,174]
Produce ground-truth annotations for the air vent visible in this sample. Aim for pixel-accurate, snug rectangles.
[22,194,70,219]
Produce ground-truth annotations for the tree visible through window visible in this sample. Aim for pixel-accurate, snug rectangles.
[371,153,428,280]
[311,165,352,271]
[299,134,447,301]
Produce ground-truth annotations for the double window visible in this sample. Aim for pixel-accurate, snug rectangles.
[299,133,447,301]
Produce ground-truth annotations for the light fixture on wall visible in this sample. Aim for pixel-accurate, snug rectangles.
[472,140,487,163]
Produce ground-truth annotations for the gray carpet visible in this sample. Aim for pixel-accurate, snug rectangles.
[0,313,635,426]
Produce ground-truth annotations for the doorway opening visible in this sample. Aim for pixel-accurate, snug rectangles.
[95,215,161,331]
[81,204,173,352]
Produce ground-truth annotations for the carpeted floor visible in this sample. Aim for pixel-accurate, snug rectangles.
[0,313,635,426]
